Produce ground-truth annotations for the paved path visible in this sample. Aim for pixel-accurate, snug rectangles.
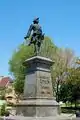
[0,114,76,120]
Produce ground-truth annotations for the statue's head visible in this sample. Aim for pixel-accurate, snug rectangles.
[33,17,39,24]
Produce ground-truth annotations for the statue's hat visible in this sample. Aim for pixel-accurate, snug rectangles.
[33,17,39,22]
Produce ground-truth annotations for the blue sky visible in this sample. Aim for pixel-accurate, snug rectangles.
[0,0,80,76]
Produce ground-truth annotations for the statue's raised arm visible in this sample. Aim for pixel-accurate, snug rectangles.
[24,17,44,55]
[24,24,33,39]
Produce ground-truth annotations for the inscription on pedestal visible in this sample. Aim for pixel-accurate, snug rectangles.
[40,76,52,97]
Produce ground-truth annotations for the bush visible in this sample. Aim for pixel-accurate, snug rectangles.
[0,104,6,116]
[61,107,80,114]
[0,95,6,100]
[0,104,10,116]
[5,110,10,117]
[7,102,14,106]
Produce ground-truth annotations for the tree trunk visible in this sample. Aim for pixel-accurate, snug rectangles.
[71,102,72,107]
[75,100,77,109]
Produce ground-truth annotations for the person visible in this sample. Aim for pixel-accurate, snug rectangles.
[24,17,43,45]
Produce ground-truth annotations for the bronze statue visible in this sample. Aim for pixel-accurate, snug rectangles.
[24,18,44,55]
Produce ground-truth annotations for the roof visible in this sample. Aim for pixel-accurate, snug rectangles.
[0,77,13,88]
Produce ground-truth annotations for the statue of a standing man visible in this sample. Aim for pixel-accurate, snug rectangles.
[24,18,44,54]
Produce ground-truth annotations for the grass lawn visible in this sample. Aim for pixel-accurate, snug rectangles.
[61,102,80,108]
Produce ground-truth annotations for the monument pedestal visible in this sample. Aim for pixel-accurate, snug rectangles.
[16,56,59,117]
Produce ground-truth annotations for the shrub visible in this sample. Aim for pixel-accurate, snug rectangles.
[0,104,6,116]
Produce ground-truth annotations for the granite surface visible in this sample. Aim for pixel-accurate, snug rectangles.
[16,56,59,117]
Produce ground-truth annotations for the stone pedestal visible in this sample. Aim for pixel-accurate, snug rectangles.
[16,56,59,117]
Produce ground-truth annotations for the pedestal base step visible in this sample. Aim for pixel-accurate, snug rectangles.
[16,99,60,117]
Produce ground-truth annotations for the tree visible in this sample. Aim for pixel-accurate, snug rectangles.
[67,68,80,107]
[9,36,76,102]
[0,104,10,116]
[59,81,73,105]
[0,104,6,116]
[0,88,6,100]
[59,67,80,107]
[9,37,58,96]
[9,43,34,96]
[53,48,75,102]
[59,82,69,103]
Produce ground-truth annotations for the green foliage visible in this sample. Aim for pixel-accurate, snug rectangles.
[0,95,5,100]
[9,37,57,94]
[0,104,10,116]
[59,68,80,107]
[9,42,35,94]
[5,110,10,117]
[61,107,76,114]
[67,68,80,106]
[9,36,75,100]
[59,83,68,103]
[40,36,58,59]
[6,88,12,94]
[53,48,75,98]
[7,102,14,106]
[59,82,73,103]
[0,88,6,100]
[0,104,6,116]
